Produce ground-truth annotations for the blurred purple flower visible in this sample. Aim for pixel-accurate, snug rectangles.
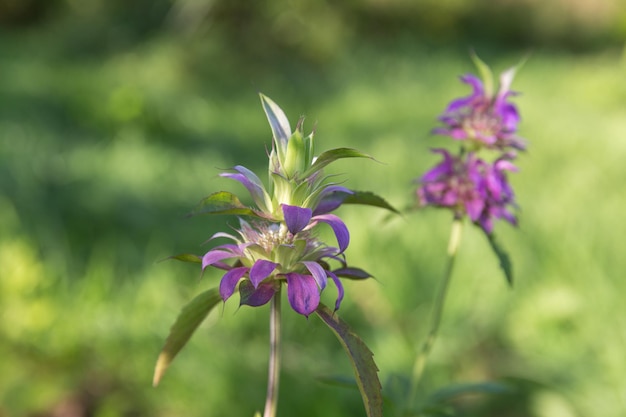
[418,149,518,233]
[434,68,525,152]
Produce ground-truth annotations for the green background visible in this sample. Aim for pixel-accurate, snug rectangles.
[1,0,625,416]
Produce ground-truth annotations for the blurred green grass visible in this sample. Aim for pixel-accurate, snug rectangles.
[1,6,626,416]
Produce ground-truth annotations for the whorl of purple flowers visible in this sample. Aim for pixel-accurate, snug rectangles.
[202,204,350,317]
[418,150,517,234]
[197,95,374,317]
[418,55,526,233]
[433,66,525,152]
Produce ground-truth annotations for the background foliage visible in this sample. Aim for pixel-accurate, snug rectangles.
[1,0,625,416]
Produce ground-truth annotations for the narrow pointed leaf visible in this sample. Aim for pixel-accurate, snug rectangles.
[315,303,382,417]
[485,232,513,286]
[342,191,400,214]
[153,288,222,386]
[303,148,374,178]
[470,51,494,97]
[332,267,373,280]
[260,93,291,148]
[188,191,264,218]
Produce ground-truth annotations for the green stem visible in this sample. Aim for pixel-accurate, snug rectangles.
[407,217,464,409]
[263,288,282,417]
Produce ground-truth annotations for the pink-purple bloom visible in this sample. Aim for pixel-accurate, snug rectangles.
[434,68,525,152]
[418,55,527,233]
[418,149,518,233]
[201,204,352,317]
[192,95,378,317]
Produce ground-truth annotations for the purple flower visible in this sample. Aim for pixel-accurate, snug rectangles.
[185,95,384,317]
[201,204,351,317]
[434,67,525,152]
[418,149,517,233]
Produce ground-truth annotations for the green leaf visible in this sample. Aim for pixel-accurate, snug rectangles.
[485,232,514,286]
[315,303,383,417]
[153,288,222,386]
[260,93,291,149]
[332,267,373,280]
[470,51,494,97]
[166,253,201,264]
[303,148,374,178]
[343,191,400,214]
[188,191,263,218]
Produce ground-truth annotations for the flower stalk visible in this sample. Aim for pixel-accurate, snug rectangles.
[408,217,463,408]
[263,289,282,417]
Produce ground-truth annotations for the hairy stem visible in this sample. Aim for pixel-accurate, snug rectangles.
[263,289,282,417]
[408,217,463,408]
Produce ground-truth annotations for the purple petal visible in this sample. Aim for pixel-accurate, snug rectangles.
[239,280,278,307]
[282,204,312,234]
[444,96,474,113]
[498,103,520,131]
[479,216,494,234]
[202,249,238,271]
[285,273,320,317]
[421,149,454,182]
[327,270,344,312]
[302,261,327,290]
[311,214,350,253]
[219,267,249,301]
[460,74,485,96]
[501,209,518,226]
[465,197,485,222]
[494,158,518,173]
[446,189,463,206]
[442,74,484,113]
[220,166,268,210]
[313,186,354,215]
[249,259,277,288]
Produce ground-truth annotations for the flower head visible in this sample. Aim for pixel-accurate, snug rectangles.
[418,149,517,233]
[189,94,384,316]
[202,204,350,316]
[433,55,525,152]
